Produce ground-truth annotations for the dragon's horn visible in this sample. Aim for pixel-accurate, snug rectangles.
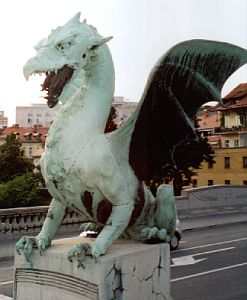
[66,12,81,25]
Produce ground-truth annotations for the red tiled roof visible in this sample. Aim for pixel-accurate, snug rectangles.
[216,83,247,111]
[223,83,247,100]
[0,125,48,142]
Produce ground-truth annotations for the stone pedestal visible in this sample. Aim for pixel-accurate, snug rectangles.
[14,237,171,300]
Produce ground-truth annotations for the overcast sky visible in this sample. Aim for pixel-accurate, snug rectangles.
[1,0,247,125]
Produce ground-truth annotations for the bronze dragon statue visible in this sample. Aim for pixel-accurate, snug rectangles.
[16,13,247,267]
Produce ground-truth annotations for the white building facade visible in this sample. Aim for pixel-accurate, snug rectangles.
[16,98,138,128]
[113,96,138,124]
[16,103,62,128]
[0,110,8,129]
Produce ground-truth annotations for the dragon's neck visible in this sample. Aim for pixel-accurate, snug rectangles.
[81,45,115,133]
[58,44,115,134]
[47,45,115,148]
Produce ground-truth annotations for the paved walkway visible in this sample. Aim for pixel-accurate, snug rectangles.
[1,211,246,300]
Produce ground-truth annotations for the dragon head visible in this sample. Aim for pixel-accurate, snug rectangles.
[23,12,112,108]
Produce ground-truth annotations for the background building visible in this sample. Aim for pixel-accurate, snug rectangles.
[113,96,138,124]
[16,103,62,128]
[16,97,138,128]
[0,109,8,129]
[192,83,247,187]
[2,96,137,166]
[0,124,47,159]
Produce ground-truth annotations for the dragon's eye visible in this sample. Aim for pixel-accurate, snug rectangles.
[56,42,72,51]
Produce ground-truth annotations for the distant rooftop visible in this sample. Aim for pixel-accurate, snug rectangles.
[0,124,48,143]
[216,83,247,110]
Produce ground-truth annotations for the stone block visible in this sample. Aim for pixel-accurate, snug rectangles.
[14,237,171,300]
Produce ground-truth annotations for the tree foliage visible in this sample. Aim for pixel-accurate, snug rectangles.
[148,133,215,196]
[104,107,215,196]
[0,134,51,208]
[0,172,50,208]
[0,133,34,183]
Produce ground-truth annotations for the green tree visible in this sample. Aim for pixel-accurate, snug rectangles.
[0,133,34,183]
[0,172,50,208]
[149,133,215,196]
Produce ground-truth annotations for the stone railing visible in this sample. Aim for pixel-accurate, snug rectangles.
[0,206,83,233]
[1,185,246,233]
[176,184,247,218]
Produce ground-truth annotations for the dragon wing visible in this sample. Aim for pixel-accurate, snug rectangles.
[109,39,247,181]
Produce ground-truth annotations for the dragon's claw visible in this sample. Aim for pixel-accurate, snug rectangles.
[16,235,50,267]
[67,243,90,268]
[16,236,36,267]
[157,228,168,240]
[67,242,103,267]
[140,226,168,241]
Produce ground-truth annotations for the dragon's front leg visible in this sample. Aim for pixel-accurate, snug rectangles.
[68,202,133,266]
[16,198,66,266]
[68,159,135,266]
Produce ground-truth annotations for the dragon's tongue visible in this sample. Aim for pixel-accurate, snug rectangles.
[41,72,55,92]
[41,66,74,108]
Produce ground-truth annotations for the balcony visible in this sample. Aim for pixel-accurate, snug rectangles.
[214,126,247,134]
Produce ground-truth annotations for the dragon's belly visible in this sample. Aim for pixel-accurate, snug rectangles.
[40,132,151,227]
[40,145,107,221]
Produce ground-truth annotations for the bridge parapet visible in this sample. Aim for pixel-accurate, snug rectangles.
[0,206,82,233]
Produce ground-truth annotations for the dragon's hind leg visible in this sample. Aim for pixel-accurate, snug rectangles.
[140,227,168,241]
[140,184,177,243]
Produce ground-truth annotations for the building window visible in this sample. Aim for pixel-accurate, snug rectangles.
[234,139,239,147]
[243,181,247,185]
[225,180,231,185]
[208,161,213,169]
[244,138,247,147]
[243,157,247,168]
[208,180,214,186]
[28,118,32,124]
[224,157,230,169]
[28,147,33,156]
[192,179,197,188]
[224,140,230,148]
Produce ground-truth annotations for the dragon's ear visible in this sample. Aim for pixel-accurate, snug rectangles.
[88,36,113,50]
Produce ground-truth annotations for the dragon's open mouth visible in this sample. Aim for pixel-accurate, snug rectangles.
[41,65,74,108]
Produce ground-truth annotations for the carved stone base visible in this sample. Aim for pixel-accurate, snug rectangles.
[14,237,171,300]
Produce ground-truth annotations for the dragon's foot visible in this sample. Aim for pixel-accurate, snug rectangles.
[16,235,50,267]
[140,226,168,241]
[67,242,102,268]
